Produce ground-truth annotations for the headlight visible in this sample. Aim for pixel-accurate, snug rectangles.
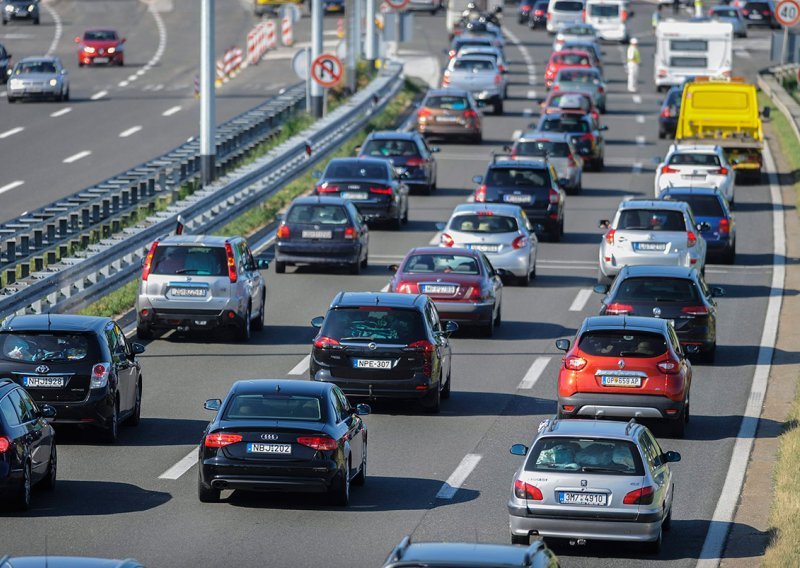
[84,46,96,53]
[9,78,22,88]
[107,47,115,54]
[4,5,13,11]
[27,4,34,11]
[49,78,57,86]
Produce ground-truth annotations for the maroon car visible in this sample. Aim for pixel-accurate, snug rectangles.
[389,247,504,337]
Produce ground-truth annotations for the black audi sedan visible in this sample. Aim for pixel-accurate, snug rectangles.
[0,315,145,442]
[594,265,724,363]
[357,131,439,195]
[310,292,456,412]
[313,157,409,228]
[0,379,56,511]
[198,379,369,506]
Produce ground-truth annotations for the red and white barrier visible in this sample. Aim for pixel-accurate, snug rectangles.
[215,59,225,85]
[281,16,294,47]
[247,22,272,65]
[264,20,277,50]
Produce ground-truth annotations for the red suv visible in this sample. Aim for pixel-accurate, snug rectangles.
[555,316,692,437]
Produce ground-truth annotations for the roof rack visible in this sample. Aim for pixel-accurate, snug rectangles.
[491,152,515,163]
[625,418,638,435]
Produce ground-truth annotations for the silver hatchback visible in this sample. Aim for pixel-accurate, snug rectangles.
[136,235,269,341]
[508,418,681,552]
[6,56,69,102]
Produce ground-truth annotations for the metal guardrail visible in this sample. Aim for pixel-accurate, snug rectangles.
[0,83,307,288]
[758,65,800,146]
[0,62,405,317]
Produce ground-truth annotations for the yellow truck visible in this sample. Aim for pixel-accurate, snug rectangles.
[675,77,770,182]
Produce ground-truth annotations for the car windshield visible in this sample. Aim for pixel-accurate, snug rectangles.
[450,214,518,233]
[362,139,420,158]
[558,69,599,82]
[554,53,591,65]
[0,332,92,363]
[578,330,669,358]
[614,277,701,303]
[425,95,470,110]
[486,167,548,187]
[540,117,591,133]
[589,4,619,16]
[223,394,323,421]
[321,308,425,343]
[665,194,724,217]
[617,209,687,231]
[15,61,56,74]
[515,141,571,158]
[554,0,584,10]
[403,253,481,274]
[324,161,388,180]
[286,204,350,225]
[713,8,739,17]
[84,30,117,41]
[550,93,590,109]
[668,153,721,167]
[452,58,495,71]
[526,437,644,475]
[150,245,228,276]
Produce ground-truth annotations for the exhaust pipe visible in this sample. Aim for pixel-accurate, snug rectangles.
[569,539,587,546]
[177,325,190,333]
[211,480,228,489]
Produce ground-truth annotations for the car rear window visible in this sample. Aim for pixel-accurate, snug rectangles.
[549,93,590,109]
[666,195,724,217]
[287,204,350,225]
[554,0,584,11]
[558,69,600,83]
[403,253,481,274]
[362,139,420,158]
[515,141,571,158]
[589,3,619,16]
[670,56,708,68]
[554,52,591,66]
[525,436,644,475]
[324,160,388,180]
[424,95,470,110]
[0,332,93,363]
[668,153,721,167]
[487,167,549,187]
[712,8,739,17]
[450,214,518,233]
[540,117,591,133]
[744,2,770,9]
[150,245,227,276]
[614,277,701,303]
[321,308,425,343]
[578,330,668,358]
[452,58,495,71]
[561,24,594,35]
[223,394,323,421]
[617,209,687,231]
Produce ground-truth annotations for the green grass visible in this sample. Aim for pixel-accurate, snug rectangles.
[759,92,800,209]
[78,280,139,318]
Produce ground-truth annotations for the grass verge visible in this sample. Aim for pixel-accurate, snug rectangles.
[759,93,800,209]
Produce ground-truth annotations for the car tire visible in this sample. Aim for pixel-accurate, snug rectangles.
[236,305,252,342]
[40,444,57,491]
[511,534,530,545]
[441,370,451,399]
[128,380,142,426]
[391,213,402,230]
[198,471,221,503]
[723,243,736,265]
[353,443,367,486]
[102,399,119,443]
[14,461,32,511]
[33,17,39,25]
[421,383,441,413]
[7,96,16,103]
[1,19,6,25]
[136,324,153,340]
[658,129,666,139]
[494,100,504,115]
[549,222,561,243]
[274,260,286,274]
[494,302,502,326]
[253,293,265,331]
[482,316,495,337]
[63,88,69,102]
[516,270,530,287]
[662,505,673,531]
[329,465,351,506]
[700,344,716,365]
[349,259,361,275]
[472,133,482,145]
[361,251,368,269]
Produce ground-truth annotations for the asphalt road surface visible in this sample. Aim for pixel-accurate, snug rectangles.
[0,2,782,567]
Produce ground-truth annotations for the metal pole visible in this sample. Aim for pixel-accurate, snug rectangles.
[781,26,789,65]
[394,9,401,58]
[355,0,363,59]
[346,0,357,92]
[306,47,312,114]
[311,0,324,117]
[365,0,376,67]
[200,0,216,185]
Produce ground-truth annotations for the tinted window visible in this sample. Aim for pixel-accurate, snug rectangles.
[561,24,594,34]
[361,139,420,158]
[403,253,481,274]
[287,204,350,225]
[0,332,92,363]
[548,93,590,109]
[668,153,721,167]
[670,39,708,52]
[665,195,724,217]
[670,56,708,68]
[451,214,518,233]
[0,394,20,427]
[744,2,770,9]
[554,53,591,65]
[150,245,227,276]
[589,3,619,16]
[712,8,739,17]
[614,277,701,303]
[425,95,470,110]
[324,161,388,180]
[525,436,645,475]
[578,330,668,358]
[515,141,570,158]
[452,58,495,71]
[223,394,323,421]
[14,61,56,74]
[558,69,600,83]
[84,30,118,41]
[486,167,548,187]
[540,117,591,133]
[554,1,584,11]
[617,209,687,231]
[321,308,425,343]
[7,389,36,423]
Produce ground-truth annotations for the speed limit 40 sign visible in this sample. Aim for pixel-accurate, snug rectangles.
[775,0,800,27]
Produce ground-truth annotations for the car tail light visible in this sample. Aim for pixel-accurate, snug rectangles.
[565,356,587,370]
[442,74,450,87]
[464,286,482,301]
[714,167,729,175]
[548,188,560,204]
[0,436,10,454]
[547,11,552,19]
[405,157,424,167]
[514,479,544,500]
[763,9,770,14]
[605,302,633,315]
[408,340,434,376]
[687,231,697,248]
[141,241,159,281]
[317,183,339,193]
[534,8,544,15]
[742,8,749,15]
[657,68,668,78]
[719,218,730,234]
[512,235,528,249]
[498,64,507,72]
[521,4,531,11]
[314,336,340,349]
[343,226,356,240]
[396,281,419,294]
[494,73,502,85]
[277,224,290,239]
[90,362,111,389]
[297,436,338,451]
[475,185,487,202]
[623,486,655,505]
[604,228,616,245]
[441,233,455,247]
[417,108,433,119]
[621,8,628,21]
[657,358,682,374]
[370,186,393,195]
[661,107,671,118]
[661,165,679,174]
[578,133,594,142]
[225,242,238,283]
[682,305,709,315]
[204,432,243,448]
[582,8,586,21]
[463,109,478,120]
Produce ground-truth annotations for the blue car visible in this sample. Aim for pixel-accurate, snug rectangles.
[660,187,736,264]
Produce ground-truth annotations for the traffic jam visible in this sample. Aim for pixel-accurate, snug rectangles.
[0,0,782,565]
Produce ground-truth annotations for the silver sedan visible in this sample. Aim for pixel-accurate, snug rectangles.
[6,56,69,102]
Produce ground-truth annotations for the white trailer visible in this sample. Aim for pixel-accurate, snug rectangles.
[654,20,733,91]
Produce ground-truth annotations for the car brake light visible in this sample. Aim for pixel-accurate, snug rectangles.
[396,281,420,294]
[623,486,655,505]
[661,107,671,118]
[681,305,709,315]
[565,356,587,370]
[719,218,730,234]
[687,231,697,247]
[621,8,628,21]
[442,74,450,87]
[317,183,339,193]
[141,241,159,281]
[475,185,487,202]
[408,340,434,376]
[657,359,681,374]
[714,167,729,175]
[512,235,528,249]
[370,186,393,195]
[548,188,560,204]
[277,224,290,239]
[344,226,356,239]
[224,242,238,283]
[741,9,748,15]
[605,302,633,315]
[448,50,456,58]
[0,436,10,454]
[661,165,679,174]
[314,336,340,349]
[405,157,424,167]
[578,133,594,142]
[417,108,433,119]
[514,479,543,500]
[498,64,507,72]
[476,211,494,216]
[762,9,770,14]
[547,11,551,19]
[494,73,502,85]
[463,109,478,119]
[582,8,586,21]
[90,362,111,389]
[441,233,455,247]
[534,8,544,15]
[604,228,616,245]
[521,5,531,11]
[204,432,243,448]
[464,286,482,301]
[297,436,338,451]
[597,85,605,94]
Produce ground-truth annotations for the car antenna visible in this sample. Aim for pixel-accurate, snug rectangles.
[625,418,637,434]
[47,311,52,331]
[275,384,281,393]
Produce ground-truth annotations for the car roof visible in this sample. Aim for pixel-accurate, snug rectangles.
[540,110,591,120]
[490,158,549,168]
[618,199,689,212]
[331,291,427,309]
[0,558,142,568]
[389,542,546,566]
[18,56,59,64]
[617,265,698,279]
[406,246,479,257]
[230,378,332,397]
[581,315,670,333]
[669,143,722,153]
[289,195,352,206]
[84,28,118,33]
[518,131,572,143]
[156,234,240,246]
[0,314,109,333]
[556,66,601,75]
[365,131,420,141]
[328,156,389,166]
[538,418,645,441]
[426,87,471,97]
[552,49,593,57]
[452,203,524,216]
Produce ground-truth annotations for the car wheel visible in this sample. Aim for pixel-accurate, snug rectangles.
[40,444,57,491]
[494,302,502,326]
[118,57,124,67]
[441,370,451,399]
[198,471,221,503]
[103,399,119,443]
[33,17,39,25]
[353,443,367,486]
[329,464,350,506]
[668,406,686,439]
[549,223,561,242]
[511,534,530,545]
[421,383,441,413]
[662,506,673,531]
[128,380,142,426]
[723,243,736,265]
[253,292,266,331]
[1,19,6,25]
[14,461,32,511]
[274,260,286,274]
[402,204,409,224]
[517,270,530,287]
[658,129,666,139]
[361,251,368,268]
[63,88,69,102]
[349,259,361,275]
[236,305,252,342]
[494,100,504,115]
[136,324,153,340]
[391,212,403,230]
[700,344,716,365]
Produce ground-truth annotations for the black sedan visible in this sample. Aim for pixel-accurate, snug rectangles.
[534,110,607,171]
[528,0,549,28]
[314,157,409,228]
[0,314,145,442]
[658,85,682,139]
[274,196,369,275]
[594,265,724,363]
[198,379,369,506]
[0,42,10,83]
[0,379,56,511]
[357,131,439,195]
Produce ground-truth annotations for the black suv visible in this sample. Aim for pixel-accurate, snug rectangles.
[0,315,145,442]
[310,292,457,412]
[0,379,57,510]
[473,158,566,241]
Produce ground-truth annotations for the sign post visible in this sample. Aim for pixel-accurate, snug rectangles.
[384,0,409,57]
[775,0,800,64]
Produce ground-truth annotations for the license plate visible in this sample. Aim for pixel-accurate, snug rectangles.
[749,12,762,18]
[436,116,459,123]
[94,57,109,63]
[246,443,291,454]
[341,192,368,200]
[421,284,457,294]
[601,375,642,387]
[301,230,332,239]
[633,242,667,251]
[503,194,533,204]
[558,491,608,506]
[23,376,65,388]
[681,174,706,180]
[468,244,500,253]
[354,359,393,369]
[169,287,208,297]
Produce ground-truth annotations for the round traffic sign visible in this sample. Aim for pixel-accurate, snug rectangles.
[384,0,410,11]
[311,53,344,87]
[292,48,309,80]
[775,0,800,26]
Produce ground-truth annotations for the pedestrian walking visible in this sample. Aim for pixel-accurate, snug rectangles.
[627,37,640,93]
[652,5,662,29]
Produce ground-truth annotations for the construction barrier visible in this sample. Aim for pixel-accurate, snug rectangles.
[281,16,294,47]
[247,23,269,65]
[264,20,278,50]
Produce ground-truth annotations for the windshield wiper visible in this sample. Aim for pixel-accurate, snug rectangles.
[340,337,379,342]
[581,466,623,473]
[654,297,680,302]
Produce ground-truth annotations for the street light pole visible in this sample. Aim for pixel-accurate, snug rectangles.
[200,0,216,185]
[365,0,377,68]
[311,0,324,117]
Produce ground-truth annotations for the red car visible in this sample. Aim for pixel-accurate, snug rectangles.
[540,90,600,122]
[544,50,593,89]
[389,246,504,337]
[555,316,692,437]
[75,29,125,66]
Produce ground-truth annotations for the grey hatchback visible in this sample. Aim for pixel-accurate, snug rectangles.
[383,536,559,567]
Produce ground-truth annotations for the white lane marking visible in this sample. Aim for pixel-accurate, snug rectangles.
[90,90,108,100]
[162,105,182,117]
[466,195,475,203]
[288,354,310,376]
[137,69,146,76]
[635,135,646,145]
[380,283,390,292]
[636,115,645,124]
[429,232,442,245]
[50,107,71,117]
[512,129,522,140]
[42,0,63,57]
[632,162,642,174]
[63,150,91,163]
[158,449,198,480]
[0,126,24,139]
[119,125,142,138]
[0,90,5,97]
[632,94,642,104]
[518,357,551,390]
[118,80,129,87]
[569,288,593,312]
[0,180,24,195]
[696,144,785,568]
[523,108,533,117]
[436,454,482,499]
[144,5,168,75]
[527,89,537,99]
[128,74,138,82]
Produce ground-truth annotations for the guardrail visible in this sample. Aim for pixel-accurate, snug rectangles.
[0,62,405,317]
[758,64,800,144]
[0,83,307,289]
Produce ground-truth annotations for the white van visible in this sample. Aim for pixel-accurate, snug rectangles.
[654,21,733,91]
[546,0,586,34]
[585,0,630,42]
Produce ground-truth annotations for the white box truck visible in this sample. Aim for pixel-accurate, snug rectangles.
[654,20,733,91]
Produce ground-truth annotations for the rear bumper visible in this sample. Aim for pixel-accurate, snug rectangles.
[433,299,494,325]
[558,392,686,420]
[352,202,399,222]
[45,389,115,429]
[200,460,339,493]
[484,249,533,277]
[311,367,436,399]
[418,123,481,138]
[276,243,361,266]
[138,307,244,331]
[600,251,688,278]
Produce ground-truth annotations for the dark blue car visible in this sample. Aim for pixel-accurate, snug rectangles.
[658,86,682,139]
[660,187,736,264]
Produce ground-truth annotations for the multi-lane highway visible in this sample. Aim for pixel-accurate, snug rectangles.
[0,1,784,567]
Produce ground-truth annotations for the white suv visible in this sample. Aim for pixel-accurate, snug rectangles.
[654,144,735,205]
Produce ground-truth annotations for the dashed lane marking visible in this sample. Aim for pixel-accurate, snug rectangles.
[636,115,645,124]
[512,129,522,140]
[381,283,390,292]
[119,126,142,138]
[632,162,642,174]
[90,90,108,100]
[162,105,182,117]
[63,150,91,163]
[429,232,442,245]
[635,135,646,145]
[288,355,310,376]
[527,90,537,99]
[569,289,593,312]
[50,107,71,117]
[0,126,24,139]
[518,357,551,390]
[632,94,642,104]
[435,454,482,499]
[158,449,197,480]
[0,180,24,195]
[523,108,533,117]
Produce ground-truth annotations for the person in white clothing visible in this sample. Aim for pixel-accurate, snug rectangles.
[626,38,640,93]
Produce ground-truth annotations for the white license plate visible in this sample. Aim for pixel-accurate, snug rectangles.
[246,443,292,454]
[559,491,608,505]
[23,376,65,388]
[503,194,533,204]
[469,244,500,253]
[94,57,109,63]
[681,174,706,180]
[601,375,642,387]
[169,287,208,297]
[633,242,667,251]
[749,12,762,18]
[436,116,459,123]
[354,359,393,369]
[421,284,457,294]
[301,230,332,239]
[341,192,368,200]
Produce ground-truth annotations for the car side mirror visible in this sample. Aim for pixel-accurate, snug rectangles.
[204,399,221,411]
[510,443,528,456]
[257,258,270,269]
[663,450,681,463]
[355,403,371,415]
[711,286,725,297]
[444,320,459,335]
[40,404,57,419]
[697,222,711,232]
[555,338,570,351]
[593,284,608,294]
[431,146,441,153]
[312,170,322,179]
[762,106,771,119]
[472,175,483,184]
[131,342,146,355]
[599,219,610,229]
[311,316,324,328]
[388,264,399,273]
